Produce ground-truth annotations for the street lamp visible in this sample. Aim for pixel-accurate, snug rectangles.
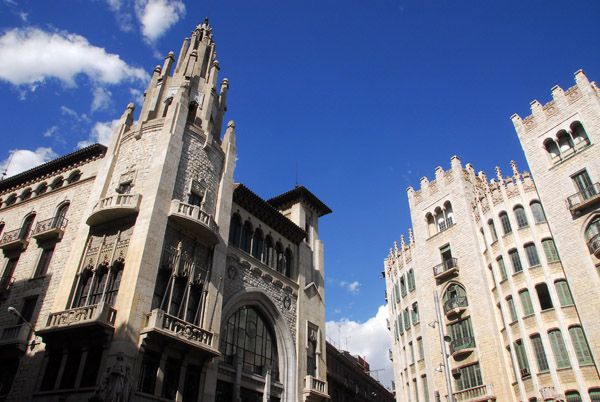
[7,306,38,349]
[431,291,455,402]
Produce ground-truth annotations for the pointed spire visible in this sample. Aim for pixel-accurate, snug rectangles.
[394,241,399,255]
[510,160,519,177]
[400,235,406,249]
[408,229,414,245]
[495,166,503,182]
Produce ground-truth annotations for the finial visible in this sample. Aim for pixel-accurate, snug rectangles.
[510,160,519,176]
[408,228,414,244]
[495,166,502,182]
[127,102,135,111]
[400,235,405,248]
[227,120,235,128]
[394,241,399,255]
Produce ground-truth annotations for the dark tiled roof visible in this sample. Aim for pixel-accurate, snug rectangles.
[0,144,106,193]
[233,183,306,244]
[267,186,332,217]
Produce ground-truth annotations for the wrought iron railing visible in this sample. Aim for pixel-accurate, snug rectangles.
[32,216,68,236]
[450,336,475,355]
[567,183,600,210]
[443,296,468,315]
[433,258,459,277]
[0,227,28,245]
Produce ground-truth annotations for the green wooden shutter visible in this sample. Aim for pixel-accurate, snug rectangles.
[519,290,534,316]
[555,280,574,306]
[549,330,571,368]
[569,326,593,365]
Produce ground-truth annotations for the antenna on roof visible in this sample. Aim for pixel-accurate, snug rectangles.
[1,151,15,181]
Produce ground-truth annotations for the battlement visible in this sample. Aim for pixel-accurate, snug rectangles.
[385,230,415,276]
[511,70,600,133]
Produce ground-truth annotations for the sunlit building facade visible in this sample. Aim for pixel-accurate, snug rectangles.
[385,71,600,402]
[0,21,332,402]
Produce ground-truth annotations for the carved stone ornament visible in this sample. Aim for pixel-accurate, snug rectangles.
[227,265,237,280]
[283,296,292,310]
[92,352,133,402]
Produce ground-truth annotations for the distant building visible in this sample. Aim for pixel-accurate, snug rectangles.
[326,342,395,402]
[384,71,600,402]
[0,21,331,402]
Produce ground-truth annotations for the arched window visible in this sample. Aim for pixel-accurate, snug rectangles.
[275,242,284,274]
[444,201,454,227]
[524,243,540,266]
[51,176,64,190]
[514,205,528,228]
[555,280,574,306]
[544,138,561,161]
[228,214,242,247]
[535,283,553,311]
[20,188,32,201]
[219,306,279,379]
[569,326,593,365]
[557,130,574,155]
[67,170,81,184]
[488,219,498,242]
[187,101,198,123]
[514,339,531,376]
[74,269,93,307]
[570,121,590,148]
[585,217,600,256]
[5,194,16,206]
[407,269,415,291]
[519,289,534,316]
[565,391,582,402]
[435,207,446,231]
[508,249,522,273]
[88,264,108,305]
[104,262,124,307]
[589,389,600,402]
[251,229,264,260]
[400,275,407,297]
[530,201,546,223]
[240,221,253,253]
[530,333,549,372]
[499,212,512,235]
[163,97,173,117]
[54,202,70,229]
[542,238,560,262]
[442,283,467,314]
[264,236,274,267]
[426,213,436,237]
[36,182,48,195]
[19,213,36,240]
[284,248,293,278]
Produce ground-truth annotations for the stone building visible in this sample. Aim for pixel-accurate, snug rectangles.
[326,342,395,402]
[384,71,600,402]
[0,20,331,402]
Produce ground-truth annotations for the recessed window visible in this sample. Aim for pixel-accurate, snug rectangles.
[524,243,540,266]
[514,206,529,228]
[542,239,560,262]
[506,296,518,322]
[488,219,498,242]
[548,329,570,369]
[34,247,55,277]
[572,169,596,201]
[569,326,593,365]
[508,249,522,273]
[497,257,507,280]
[499,212,512,235]
[530,334,549,372]
[519,289,534,316]
[535,283,553,311]
[530,201,546,223]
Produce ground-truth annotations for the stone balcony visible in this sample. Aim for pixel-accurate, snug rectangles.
[168,200,219,245]
[0,227,29,251]
[31,216,68,242]
[450,383,495,402]
[433,258,459,280]
[86,193,141,226]
[450,336,476,358]
[302,375,329,402]
[567,183,600,212]
[0,324,32,352]
[444,296,468,318]
[37,303,116,342]
[140,309,219,358]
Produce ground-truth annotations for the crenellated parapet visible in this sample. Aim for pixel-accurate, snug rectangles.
[511,70,599,135]
[385,231,415,277]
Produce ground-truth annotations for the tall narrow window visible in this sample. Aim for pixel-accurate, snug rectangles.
[407,269,415,291]
[519,289,534,316]
[589,389,600,402]
[499,212,512,235]
[514,206,529,228]
[54,202,70,228]
[34,247,55,277]
[264,236,274,267]
[530,201,546,223]
[411,302,419,324]
[524,243,541,267]
[571,121,590,147]
[497,257,508,280]
[514,339,531,376]
[569,326,593,365]
[404,308,410,330]
[421,375,429,402]
[566,391,582,402]
[284,248,293,278]
[19,214,36,240]
[1,257,19,291]
[509,249,523,273]
[417,337,424,360]
[275,242,284,274]
[536,283,553,310]
[228,214,242,247]
[555,280,574,307]
[488,219,498,242]
[251,229,263,260]
[455,363,483,391]
[542,239,560,262]
[307,325,318,376]
[530,334,549,372]
[507,296,518,322]
[548,329,570,368]
[240,221,252,253]
[572,169,596,201]
[400,275,407,297]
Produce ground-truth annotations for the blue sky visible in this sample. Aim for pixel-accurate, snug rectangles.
[2,0,600,389]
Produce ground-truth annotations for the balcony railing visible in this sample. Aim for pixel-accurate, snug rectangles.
[433,258,459,279]
[44,303,116,330]
[161,245,210,282]
[450,383,494,402]
[142,309,216,353]
[567,183,600,211]
[0,324,31,350]
[443,296,468,316]
[168,200,219,245]
[0,227,29,251]
[303,375,328,400]
[450,336,476,357]
[86,193,141,226]
[31,216,68,241]
[587,233,600,257]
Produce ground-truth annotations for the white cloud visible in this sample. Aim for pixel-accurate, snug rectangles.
[130,88,145,105]
[77,119,120,148]
[43,126,58,138]
[136,0,185,42]
[0,148,58,178]
[91,86,113,112]
[0,27,149,87]
[326,306,394,390]
[339,280,362,295]
[105,0,134,32]
[61,106,90,123]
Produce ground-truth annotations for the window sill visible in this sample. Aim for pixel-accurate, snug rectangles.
[517,225,530,231]
[512,270,524,277]
[556,366,573,372]
[509,320,518,327]
[522,313,535,320]
[540,308,555,314]
[529,264,542,270]
[549,143,593,169]
[426,223,456,241]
